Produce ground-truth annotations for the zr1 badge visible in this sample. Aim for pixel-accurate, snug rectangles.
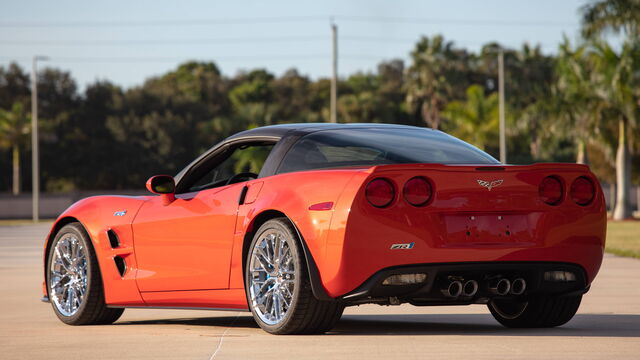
[390,242,415,250]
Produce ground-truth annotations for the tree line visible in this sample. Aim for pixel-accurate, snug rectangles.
[0,0,638,219]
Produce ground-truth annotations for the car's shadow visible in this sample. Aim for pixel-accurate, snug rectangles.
[115,313,640,338]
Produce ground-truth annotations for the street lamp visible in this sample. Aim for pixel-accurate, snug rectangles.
[31,55,48,222]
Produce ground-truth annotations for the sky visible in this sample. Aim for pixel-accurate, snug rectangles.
[0,0,589,89]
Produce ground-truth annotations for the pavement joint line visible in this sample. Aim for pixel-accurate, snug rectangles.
[209,311,241,360]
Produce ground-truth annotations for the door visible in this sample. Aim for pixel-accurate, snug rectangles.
[132,141,275,292]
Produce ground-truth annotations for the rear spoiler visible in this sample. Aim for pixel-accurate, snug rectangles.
[368,163,591,174]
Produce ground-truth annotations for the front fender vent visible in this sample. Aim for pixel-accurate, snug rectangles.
[114,256,127,277]
[107,229,120,248]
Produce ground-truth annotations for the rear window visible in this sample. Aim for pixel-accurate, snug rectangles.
[277,127,498,174]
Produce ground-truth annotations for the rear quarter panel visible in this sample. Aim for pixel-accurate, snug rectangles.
[229,169,367,290]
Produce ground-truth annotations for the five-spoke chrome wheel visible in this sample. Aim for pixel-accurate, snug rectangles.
[248,230,297,325]
[49,233,88,317]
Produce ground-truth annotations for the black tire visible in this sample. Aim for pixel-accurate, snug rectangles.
[47,222,124,325]
[488,295,582,328]
[245,218,344,335]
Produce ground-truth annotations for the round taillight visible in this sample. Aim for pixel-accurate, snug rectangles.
[539,176,563,205]
[365,178,395,208]
[570,176,595,206]
[403,176,433,206]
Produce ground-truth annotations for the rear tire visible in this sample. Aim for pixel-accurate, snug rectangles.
[245,218,343,335]
[488,295,582,328]
[47,223,124,325]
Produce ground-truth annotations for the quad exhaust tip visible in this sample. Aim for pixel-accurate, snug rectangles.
[442,280,463,298]
[510,278,526,295]
[443,277,525,298]
[488,278,511,296]
[442,279,478,298]
[462,280,478,297]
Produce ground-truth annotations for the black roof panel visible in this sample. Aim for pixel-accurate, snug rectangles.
[227,123,429,140]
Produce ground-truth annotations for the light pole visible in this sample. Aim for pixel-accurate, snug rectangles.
[498,49,506,163]
[31,55,48,222]
[330,20,338,123]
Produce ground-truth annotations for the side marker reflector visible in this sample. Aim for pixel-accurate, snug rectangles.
[309,202,334,211]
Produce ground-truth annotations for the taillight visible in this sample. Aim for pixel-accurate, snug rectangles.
[365,178,395,208]
[570,176,595,206]
[403,176,433,206]
[539,176,563,205]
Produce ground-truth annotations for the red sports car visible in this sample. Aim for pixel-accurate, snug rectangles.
[42,124,606,334]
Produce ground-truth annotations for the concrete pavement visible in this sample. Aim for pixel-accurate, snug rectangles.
[0,223,639,360]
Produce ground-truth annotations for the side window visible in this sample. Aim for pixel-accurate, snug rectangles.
[277,137,390,174]
[187,143,274,192]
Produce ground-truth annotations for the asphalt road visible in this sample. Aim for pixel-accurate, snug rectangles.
[1,223,639,360]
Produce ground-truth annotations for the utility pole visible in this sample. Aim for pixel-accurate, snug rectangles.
[31,55,48,222]
[498,49,506,164]
[330,21,338,123]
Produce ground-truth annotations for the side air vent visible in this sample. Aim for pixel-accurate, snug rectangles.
[107,229,120,248]
[114,256,127,277]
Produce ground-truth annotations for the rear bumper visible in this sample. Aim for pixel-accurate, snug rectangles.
[320,166,607,299]
[339,261,588,305]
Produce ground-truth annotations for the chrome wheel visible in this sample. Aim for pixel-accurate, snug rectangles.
[49,233,88,317]
[249,230,296,325]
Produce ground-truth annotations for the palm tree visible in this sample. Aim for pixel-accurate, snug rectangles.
[581,0,640,39]
[554,39,598,164]
[587,40,639,220]
[0,102,31,195]
[442,85,499,151]
[581,0,640,219]
[405,35,457,130]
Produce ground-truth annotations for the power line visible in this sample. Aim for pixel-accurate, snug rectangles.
[0,15,577,28]
[0,36,327,46]
[0,54,390,64]
[336,15,577,27]
[0,54,333,63]
[0,35,557,48]
[0,16,330,28]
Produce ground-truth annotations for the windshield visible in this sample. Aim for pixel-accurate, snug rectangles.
[277,127,499,174]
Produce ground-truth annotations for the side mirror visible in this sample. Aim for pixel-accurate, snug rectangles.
[146,175,176,205]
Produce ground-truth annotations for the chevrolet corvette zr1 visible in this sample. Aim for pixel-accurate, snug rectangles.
[42,124,606,334]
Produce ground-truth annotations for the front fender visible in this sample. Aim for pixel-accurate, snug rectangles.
[43,195,148,305]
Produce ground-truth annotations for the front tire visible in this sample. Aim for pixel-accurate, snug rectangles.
[488,295,582,328]
[47,223,124,325]
[245,218,343,334]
